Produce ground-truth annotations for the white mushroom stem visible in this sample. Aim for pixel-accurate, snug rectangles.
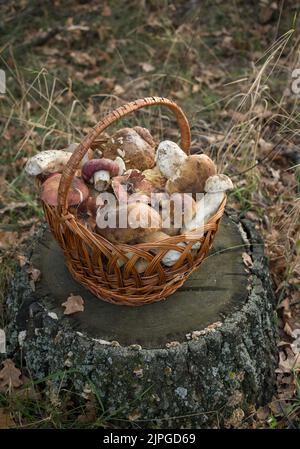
[62,143,94,167]
[182,174,233,234]
[203,191,225,223]
[117,232,187,269]
[63,143,93,166]
[141,232,186,267]
[117,252,149,273]
[161,243,186,267]
[155,140,187,178]
[115,156,126,175]
[94,170,111,192]
[183,192,225,233]
[25,150,72,176]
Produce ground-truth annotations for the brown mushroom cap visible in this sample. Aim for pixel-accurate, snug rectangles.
[112,170,155,204]
[137,231,169,244]
[96,202,161,244]
[101,127,156,171]
[81,158,119,183]
[143,166,167,191]
[40,173,89,207]
[166,154,217,194]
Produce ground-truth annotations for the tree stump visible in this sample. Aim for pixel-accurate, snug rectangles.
[5,210,278,428]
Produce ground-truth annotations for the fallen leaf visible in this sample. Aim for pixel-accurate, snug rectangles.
[0,409,15,429]
[283,321,295,338]
[0,231,18,250]
[128,409,141,421]
[269,400,286,417]
[139,62,155,73]
[256,406,270,421]
[113,84,125,95]
[276,350,300,374]
[62,294,85,315]
[0,359,23,391]
[13,376,41,401]
[17,254,29,267]
[242,252,253,268]
[70,51,96,67]
[259,4,276,25]
[102,5,111,16]
[291,290,300,305]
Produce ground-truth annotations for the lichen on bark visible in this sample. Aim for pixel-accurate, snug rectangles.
[4,214,278,428]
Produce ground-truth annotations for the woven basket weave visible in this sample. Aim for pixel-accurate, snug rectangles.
[41,97,226,306]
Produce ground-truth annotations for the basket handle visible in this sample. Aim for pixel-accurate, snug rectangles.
[58,97,191,213]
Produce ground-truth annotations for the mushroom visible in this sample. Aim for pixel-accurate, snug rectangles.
[166,154,217,195]
[40,173,89,209]
[155,140,187,178]
[101,127,156,171]
[63,143,93,165]
[81,157,123,192]
[142,166,167,191]
[25,150,72,176]
[85,190,105,220]
[111,170,155,204]
[139,231,186,267]
[151,193,196,236]
[116,252,149,274]
[182,174,233,234]
[96,202,162,244]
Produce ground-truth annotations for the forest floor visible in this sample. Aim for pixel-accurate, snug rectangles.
[0,0,299,429]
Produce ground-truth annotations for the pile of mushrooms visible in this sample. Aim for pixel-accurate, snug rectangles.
[25,126,233,270]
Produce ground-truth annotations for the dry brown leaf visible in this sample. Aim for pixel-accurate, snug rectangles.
[0,409,15,429]
[102,5,111,16]
[17,254,29,267]
[283,321,295,338]
[0,231,18,250]
[13,377,41,401]
[256,405,270,421]
[62,294,85,315]
[0,359,23,391]
[291,290,300,305]
[113,84,125,95]
[269,400,286,417]
[276,350,300,374]
[242,252,253,268]
[139,62,155,73]
[70,51,96,67]
[128,409,141,421]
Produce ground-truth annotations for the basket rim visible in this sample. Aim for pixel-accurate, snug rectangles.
[48,195,226,250]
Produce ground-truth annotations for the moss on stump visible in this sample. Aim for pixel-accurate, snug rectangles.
[4,210,278,428]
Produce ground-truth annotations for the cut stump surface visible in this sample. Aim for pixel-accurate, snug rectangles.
[5,210,278,428]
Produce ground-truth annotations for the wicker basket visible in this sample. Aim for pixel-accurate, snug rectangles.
[42,97,226,306]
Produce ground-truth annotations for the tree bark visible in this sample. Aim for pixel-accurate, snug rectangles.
[4,210,278,428]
